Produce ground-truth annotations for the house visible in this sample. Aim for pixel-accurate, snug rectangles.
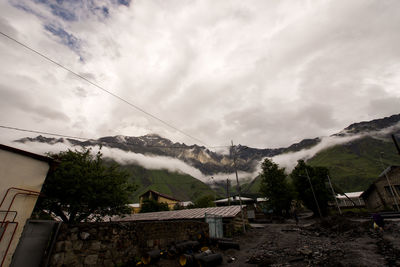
[336,191,365,208]
[114,205,248,237]
[139,190,180,210]
[361,166,400,211]
[214,196,255,206]
[0,144,53,266]
[128,203,141,214]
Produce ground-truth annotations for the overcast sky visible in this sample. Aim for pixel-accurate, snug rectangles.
[1,0,400,149]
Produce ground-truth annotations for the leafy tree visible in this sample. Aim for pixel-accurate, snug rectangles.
[291,160,332,216]
[173,203,185,210]
[259,158,293,215]
[35,148,136,223]
[192,195,216,208]
[140,199,169,213]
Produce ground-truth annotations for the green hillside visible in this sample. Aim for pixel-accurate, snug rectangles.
[242,175,263,196]
[119,164,215,202]
[237,136,400,195]
[307,136,400,192]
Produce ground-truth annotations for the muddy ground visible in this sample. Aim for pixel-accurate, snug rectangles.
[157,214,400,267]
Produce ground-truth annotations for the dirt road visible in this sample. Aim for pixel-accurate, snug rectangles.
[156,215,400,266]
[218,216,400,267]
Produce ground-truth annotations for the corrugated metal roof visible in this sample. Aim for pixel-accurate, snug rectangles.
[114,205,242,222]
[214,197,253,203]
[337,191,363,199]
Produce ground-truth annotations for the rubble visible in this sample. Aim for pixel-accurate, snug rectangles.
[219,215,400,266]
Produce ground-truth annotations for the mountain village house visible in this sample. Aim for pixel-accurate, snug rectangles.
[139,190,181,210]
[361,166,400,211]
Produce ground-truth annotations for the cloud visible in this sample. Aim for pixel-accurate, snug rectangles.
[271,122,400,171]
[10,140,256,183]
[1,0,400,149]
[272,135,363,172]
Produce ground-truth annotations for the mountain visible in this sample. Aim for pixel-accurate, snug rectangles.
[16,134,284,175]
[242,114,400,194]
[15,113,400,195]
[341,114,400,135]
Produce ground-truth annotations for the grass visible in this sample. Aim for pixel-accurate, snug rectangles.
[119,164,215,202]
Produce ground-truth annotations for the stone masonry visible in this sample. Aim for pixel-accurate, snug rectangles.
[49,220,208,266]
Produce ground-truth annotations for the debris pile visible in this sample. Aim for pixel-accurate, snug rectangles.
[136,234,241,266]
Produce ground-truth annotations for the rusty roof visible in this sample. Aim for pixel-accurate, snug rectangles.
[115,205,243,222]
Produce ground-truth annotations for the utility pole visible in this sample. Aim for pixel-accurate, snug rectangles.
[327,175,341,215]
[227,178,231,206]
[231,140,246,233]
[379,152,400,211]
[392,134,400,155]
[305,168,322,218]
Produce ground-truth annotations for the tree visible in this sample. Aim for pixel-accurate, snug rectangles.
[140,199,169,213]
[259,158,293,215]
[35,148,136,223]
[192,195,216,208]
[291,160,332,216]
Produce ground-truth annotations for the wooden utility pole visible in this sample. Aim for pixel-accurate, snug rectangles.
[305,168,322,218]
[327,175,341,215]
[392,134,400,155]
[231,140,246,233]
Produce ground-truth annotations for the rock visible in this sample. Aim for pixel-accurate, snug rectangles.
[73,240,83,251]
[64,241,72,250]
[55,241,65,252]
[90,241,101,250]
[103,259,114,267]
[298,247,313,256]
[70,227,79,233]
[51,253,64,267]
[84,254,98,265]
[64,251,78,265]
[71,233,78,241]
[80,232,90,240]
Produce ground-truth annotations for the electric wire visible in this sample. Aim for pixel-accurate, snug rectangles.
[0,31,208,146]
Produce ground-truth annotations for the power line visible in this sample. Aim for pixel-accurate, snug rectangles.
[0,31,208,146]
[0,125,229,149]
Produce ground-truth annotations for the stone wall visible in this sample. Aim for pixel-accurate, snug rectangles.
[49,220,208,266]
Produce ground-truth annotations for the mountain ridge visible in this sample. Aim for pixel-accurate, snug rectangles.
[15,113,400,177]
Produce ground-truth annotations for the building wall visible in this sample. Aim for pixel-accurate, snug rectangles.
[158,196,178,209]
[0,149,50,266]
[374,168,400,210]
[139,191,178,211]
[49,221,208,266]
[364,187,385,211]
[364,168,400,211]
